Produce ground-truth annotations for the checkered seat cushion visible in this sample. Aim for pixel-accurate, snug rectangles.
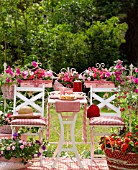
[89,116,125,126]
[11,118,46,126]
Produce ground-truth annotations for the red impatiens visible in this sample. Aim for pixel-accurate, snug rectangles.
[99,126,138,154]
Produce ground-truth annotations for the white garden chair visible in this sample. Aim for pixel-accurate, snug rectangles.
[88,86,125,164]
[10,85,47,166]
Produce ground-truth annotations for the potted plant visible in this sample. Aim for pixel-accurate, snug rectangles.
[0,111,13,134]
[79,64,115,88]
[57,67,80,88]
[99,126,138,170]
[0,132,47,164]
[20,61,53,88]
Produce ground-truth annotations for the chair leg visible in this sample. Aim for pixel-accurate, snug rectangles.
[38,128,44,166]
[90,126,94,166]
[11,126,16,138]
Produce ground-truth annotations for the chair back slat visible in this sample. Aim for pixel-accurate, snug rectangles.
[90,86,121,117]
[13,85,45,117]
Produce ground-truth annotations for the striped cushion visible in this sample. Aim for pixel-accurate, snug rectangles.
[11,118,46,126]
[89,116,125,126]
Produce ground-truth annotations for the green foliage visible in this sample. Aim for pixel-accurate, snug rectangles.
[0,0,128,74]
[85,17,128,67]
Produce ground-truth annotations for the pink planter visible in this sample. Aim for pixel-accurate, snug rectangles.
[20,80,53,88]
[1,84,16,100]
[0,125,12,134]
[84,80,115,88]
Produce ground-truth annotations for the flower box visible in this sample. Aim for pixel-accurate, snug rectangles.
[0,125,12,134]
[20,80,53,88]
[84,80,115,88]
[105,148,138,170]
[1,84,16,100]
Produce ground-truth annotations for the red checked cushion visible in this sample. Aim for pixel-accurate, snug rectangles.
[11,118,46,126]
[87,104,100,118]
[89,116,125,126]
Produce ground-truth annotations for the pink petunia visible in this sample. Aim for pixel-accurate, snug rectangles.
[20,145,24,149]
[32,61,38,67]
[6,147,10,150]
[12,146,15,150]
[16,68,21,76]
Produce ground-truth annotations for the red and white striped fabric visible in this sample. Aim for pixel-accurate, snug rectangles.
[89,116,125,126]
[55,100,80,112]
[11,118,46,125]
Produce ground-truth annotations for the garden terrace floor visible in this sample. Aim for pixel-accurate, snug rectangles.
[22,157,109,170]
[0,157,109,170]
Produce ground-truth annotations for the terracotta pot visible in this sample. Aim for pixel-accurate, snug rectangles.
[105,148,138,170]
[0,157,23,163]
[84,80,115,88]
[20,79,53,88]
[1,84,16,100]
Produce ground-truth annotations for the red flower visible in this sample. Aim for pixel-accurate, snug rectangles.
[121,143,128,152]
[101,143,105,150]
[124,137,131,143]
[125,132,132,137]
[135,142,138,146]
[120,108,125,112]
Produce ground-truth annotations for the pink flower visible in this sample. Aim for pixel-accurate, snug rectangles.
[6,77,10,83]
[135,68,138,72]
[27,142,31,147]
[23,142,27,145]
[12,146,15,150]
[105,72,111,77]
[87,77,91,81]
[16,68,20,76]
[20,145,24,149]
[32,61,38,67]
[133,78,138,84]
[6,147,10,150]
[134,88,138,93]
[17,78,22,83]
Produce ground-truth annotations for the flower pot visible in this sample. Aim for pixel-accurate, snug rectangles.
[0,125,19,134]
[20,79,53,88]
[105,148,138,170]
[1,84,16,100]
[84,80,115,88]
[0,125,12,134]
[0,157,23,163]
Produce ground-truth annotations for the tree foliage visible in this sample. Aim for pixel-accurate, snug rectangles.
[0,0,128,73]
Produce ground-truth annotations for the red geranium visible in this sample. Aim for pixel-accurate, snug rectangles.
[99,126,138,154]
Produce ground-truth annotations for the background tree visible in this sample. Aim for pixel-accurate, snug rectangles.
[0,0,133,74]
